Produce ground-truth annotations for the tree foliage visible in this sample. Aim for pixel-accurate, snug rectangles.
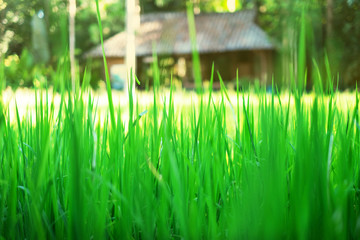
[332,1,360,87]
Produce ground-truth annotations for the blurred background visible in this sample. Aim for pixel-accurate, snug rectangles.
[0,0,359,91]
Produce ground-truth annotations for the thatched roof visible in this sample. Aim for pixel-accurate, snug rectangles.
[86,10,274,58]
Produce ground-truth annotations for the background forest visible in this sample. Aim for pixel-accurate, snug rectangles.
[0,0,359,89]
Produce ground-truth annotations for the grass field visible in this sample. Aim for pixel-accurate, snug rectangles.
[0,77,359,239]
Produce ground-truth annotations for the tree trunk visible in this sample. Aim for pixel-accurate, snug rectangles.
[326,0,333,42]
[69,0,76,92]
[126,0,139,95]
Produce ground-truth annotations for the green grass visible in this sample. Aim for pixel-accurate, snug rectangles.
[0,70,360,239]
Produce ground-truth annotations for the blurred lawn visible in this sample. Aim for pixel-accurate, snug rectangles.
[2,86,356,127]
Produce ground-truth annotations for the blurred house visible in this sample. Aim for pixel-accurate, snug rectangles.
[86,10,275,89]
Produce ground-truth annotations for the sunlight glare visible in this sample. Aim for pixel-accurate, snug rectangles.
[37,10,45,19]
[227,0,236,12]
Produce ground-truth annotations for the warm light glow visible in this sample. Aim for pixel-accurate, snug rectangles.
[178,58,186,78]
[227,0,236,12]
